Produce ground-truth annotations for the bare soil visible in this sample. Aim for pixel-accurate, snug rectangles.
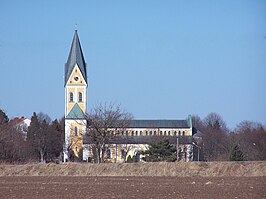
[0,176,265,199]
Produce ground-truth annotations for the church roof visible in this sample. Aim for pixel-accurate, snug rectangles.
[129,119,190,128]
[66,103,85,119]
[65,30,87,85]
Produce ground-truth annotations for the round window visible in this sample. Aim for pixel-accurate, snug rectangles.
[74,76,79,81]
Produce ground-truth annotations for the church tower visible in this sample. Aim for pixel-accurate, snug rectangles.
[64,30,88,161]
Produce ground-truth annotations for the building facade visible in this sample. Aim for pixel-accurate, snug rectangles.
[64,31,196,162]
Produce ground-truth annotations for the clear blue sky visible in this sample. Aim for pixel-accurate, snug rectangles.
[1,1,265,129]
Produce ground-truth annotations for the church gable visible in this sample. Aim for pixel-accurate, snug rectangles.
[66,64,87,86]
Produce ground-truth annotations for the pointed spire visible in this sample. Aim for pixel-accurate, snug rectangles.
[65,30,87,85]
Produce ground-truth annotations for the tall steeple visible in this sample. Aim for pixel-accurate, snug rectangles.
[65,30,87,86]
[64,30,88,117]
[64,30,88,162]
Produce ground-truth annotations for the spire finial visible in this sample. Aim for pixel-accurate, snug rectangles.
[75,23,78,31]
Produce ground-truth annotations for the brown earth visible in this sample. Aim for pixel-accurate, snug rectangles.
[0,162,265,198]
[0,176,265,199]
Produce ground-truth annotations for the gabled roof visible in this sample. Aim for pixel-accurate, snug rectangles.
[66,103,85,119]
[129,120,190,128]
[9,117,31,127]
[65,30,87,85]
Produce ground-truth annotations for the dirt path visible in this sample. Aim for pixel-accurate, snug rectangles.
[0,176,265,199]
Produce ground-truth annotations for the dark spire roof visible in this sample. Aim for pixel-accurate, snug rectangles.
[65,30,87,85]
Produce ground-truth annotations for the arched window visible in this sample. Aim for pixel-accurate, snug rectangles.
[70,92,74,102]
[136,131,138,136]
[140,131,142,136]
[168,131,171,136]
[174,131,177,136]
[154,131,156,136]
[74,127,78,136]
[78,92,82,102]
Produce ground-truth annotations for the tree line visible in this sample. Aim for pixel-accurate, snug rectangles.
[192,113,266,161]
[0,109,64,163]
[0,107,265,163]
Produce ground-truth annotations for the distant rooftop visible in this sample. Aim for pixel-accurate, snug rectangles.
[129,119,190,128]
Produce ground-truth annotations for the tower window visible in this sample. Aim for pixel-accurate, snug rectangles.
[74,127,78,136]
[70,92,74,102]
[78,92,82,102]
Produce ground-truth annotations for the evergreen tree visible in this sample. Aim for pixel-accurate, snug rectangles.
[38,119,49,163]
[46,119,64,161]
[0,109,9,125]
[27,112,40,160]
[142,139,177,162]
[27,112,53,162]
[230,145,244,161]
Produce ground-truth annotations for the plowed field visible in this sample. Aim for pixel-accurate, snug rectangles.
[0,176,265,199]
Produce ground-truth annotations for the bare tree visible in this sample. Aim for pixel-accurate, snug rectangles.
[64,132,83,162]
[192,115,204,131]
[37,112,52,124]
[202,113,230,161]
[0,110,28,162]
[86,103,133,163]
[234,121,266,161]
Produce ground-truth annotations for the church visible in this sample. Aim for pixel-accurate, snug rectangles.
[63,31,200,163]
